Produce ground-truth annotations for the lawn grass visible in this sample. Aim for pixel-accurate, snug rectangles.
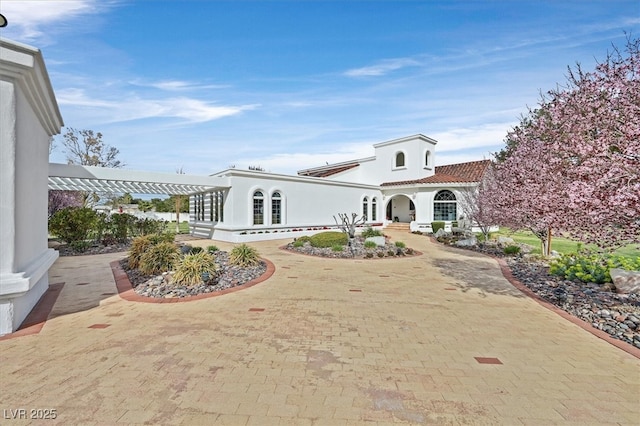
[492,227,639,259]
[164,221,190,234]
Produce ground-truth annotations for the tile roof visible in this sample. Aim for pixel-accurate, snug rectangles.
[381,159,491,187]
[298,162,360,178]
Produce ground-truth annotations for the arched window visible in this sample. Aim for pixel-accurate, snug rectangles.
[272,192,282,225]
[395,152,405,168]
[433,190,457,221]
[362,196,369,221]
[253,191,264,225]
[371,197,377,221]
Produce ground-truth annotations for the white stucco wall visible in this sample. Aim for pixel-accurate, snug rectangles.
[323,134,437,186]
[189,170,383,241]
[0,39,63,335]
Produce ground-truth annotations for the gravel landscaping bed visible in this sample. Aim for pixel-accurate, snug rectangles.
[283,236,416,258]
[120,251,267,299]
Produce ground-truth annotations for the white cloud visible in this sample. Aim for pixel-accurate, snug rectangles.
[233,123,515,175]
[344,57,420,77]
[0,0,107,42]
[233,142,376,175]
[430,123,514,152]
[56,88,258,123]
[131,79,230,92]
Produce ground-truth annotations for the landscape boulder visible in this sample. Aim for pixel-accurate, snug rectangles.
[455,236,477,247]
[365,236,386,247]
[611,269,640,294]
[497,236,514,246]
[434,228,449,238]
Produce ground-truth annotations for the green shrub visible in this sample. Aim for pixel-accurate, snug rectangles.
[70,240,91,252]
[190,246,204,254]
[101,233,118,247]
[377,251,385,258]
[296,236,311,243]
[149,232,175,244]
[550,252,640,284]
[173,252,218,286]
[361,226,382,238]
[309,231,348,248]
[395,241,406,248]
[92,211,110,242]
[431,221,445,234]
[229,244,260,267]
[607,255,640,272]
[331,244,344,252]
[134,217,167,236]
[49,207,98,245]
[110,213,137,242]
[364,240,377,249]
[207,245,219,253]
[503,245,521,256]
[292,239,305,248]
[139,242,180,275]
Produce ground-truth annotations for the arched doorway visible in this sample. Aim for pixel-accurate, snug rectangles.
[385,195,415,223]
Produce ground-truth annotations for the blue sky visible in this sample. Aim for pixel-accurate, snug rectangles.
[1,0,638,176]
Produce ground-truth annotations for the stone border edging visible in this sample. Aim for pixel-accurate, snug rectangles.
[110,257,275,303]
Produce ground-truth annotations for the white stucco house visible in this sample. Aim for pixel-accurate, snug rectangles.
[0,36,490,335]
[187,134,490,241]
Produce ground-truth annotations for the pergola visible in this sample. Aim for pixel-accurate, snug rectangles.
[48,163,229,196]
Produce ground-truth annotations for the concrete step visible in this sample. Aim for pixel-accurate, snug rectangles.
[384,222,411,231]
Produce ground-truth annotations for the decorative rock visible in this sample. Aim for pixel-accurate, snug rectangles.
[497,236,514,246]
[365,236,386,247]
[611,268,640,294]
[504,257,640,348]
[123,251,267,299]
[434,228,449,238]
[455,237,477,247]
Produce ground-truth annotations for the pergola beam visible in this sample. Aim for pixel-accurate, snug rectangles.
[48,163,229,196]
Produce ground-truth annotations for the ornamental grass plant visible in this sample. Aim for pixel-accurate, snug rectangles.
[229,244,260,267]
[139,242,180,275]
[172,251,218,285]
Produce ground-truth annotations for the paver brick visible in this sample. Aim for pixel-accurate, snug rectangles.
[0,231,637,425]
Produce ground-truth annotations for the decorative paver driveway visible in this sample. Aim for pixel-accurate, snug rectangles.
[1,231,638,425]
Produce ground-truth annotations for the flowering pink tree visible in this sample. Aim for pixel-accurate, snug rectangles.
[488,37,640,251]
[488,115,569,255]
[459,165,502,243]
[48,190,83,219]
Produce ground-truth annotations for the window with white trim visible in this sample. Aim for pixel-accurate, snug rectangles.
[362,196,369,221]
[272,192,282,225]
[395,152,405,168]
[433,190,457,221]
[371,197,377,221]
[253,191,264,225]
